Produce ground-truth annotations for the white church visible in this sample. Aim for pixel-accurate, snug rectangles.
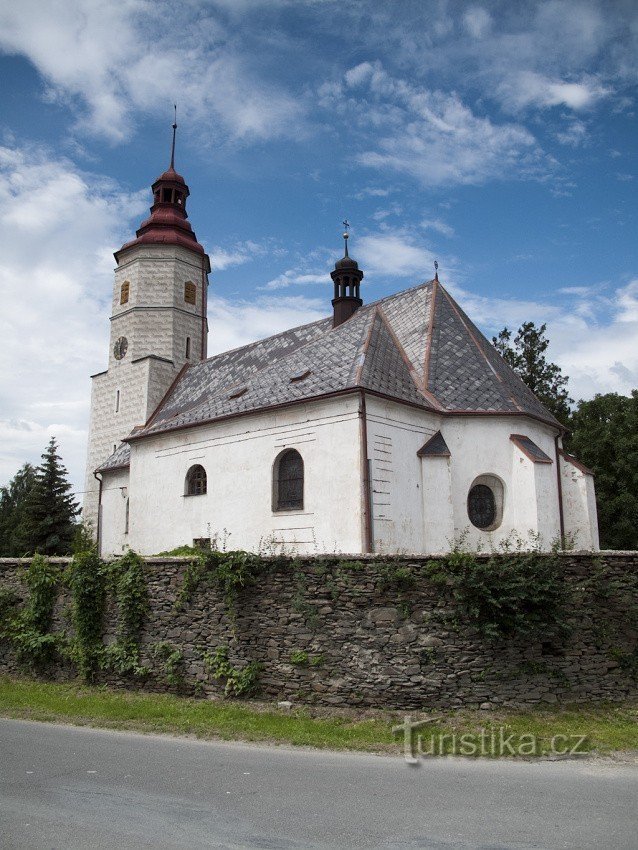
[84,135,599,558]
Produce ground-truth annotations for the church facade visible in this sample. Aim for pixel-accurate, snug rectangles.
[84,145,599,558]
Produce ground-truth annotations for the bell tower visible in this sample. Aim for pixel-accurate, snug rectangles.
[83,116,211,533]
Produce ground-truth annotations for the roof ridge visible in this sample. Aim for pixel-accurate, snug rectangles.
[423,276,438,392]
[437,283,560,426]
[437,284,525,414]
[375,306,444,410]
[353,307,380,385]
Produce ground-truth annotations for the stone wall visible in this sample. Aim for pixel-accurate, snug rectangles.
[1,553,636,709]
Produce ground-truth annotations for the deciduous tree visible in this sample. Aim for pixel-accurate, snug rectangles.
[569,391,638,550]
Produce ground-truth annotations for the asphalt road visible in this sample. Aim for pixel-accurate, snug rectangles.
[0,719,636,849]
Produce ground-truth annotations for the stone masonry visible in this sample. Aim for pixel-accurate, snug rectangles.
[1,553,636,710]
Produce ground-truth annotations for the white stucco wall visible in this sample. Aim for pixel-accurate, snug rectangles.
[560,455,599,550]
[102,394,364,557]
[99,467,131,557]
[99,390,597,557]
[364,397,563,553]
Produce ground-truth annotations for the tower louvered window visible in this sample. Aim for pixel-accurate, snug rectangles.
[120,281,130,304]
[184,281,197,304]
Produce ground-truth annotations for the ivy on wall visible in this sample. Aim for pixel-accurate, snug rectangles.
[0,554,60,669]
[423,550,569,641]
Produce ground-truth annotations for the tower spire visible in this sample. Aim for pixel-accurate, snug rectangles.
[170,104,177,170]
[331,220,364,327]
[342,219,350,258]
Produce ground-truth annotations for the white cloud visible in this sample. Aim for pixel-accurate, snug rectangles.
[450,278,638,401]
[420,218,455,238]
[498,72,611,113]
[208,240,274,272]
[555,119,589,146]
[322,62,545,188]
[357,232,437,277]
[0,141,146,493]
[0,0,304,143]
[207,294,326,355]
[462,7,492,39]
[261,271,329,291]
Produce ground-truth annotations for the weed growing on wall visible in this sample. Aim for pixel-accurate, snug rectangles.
[152,641,185,688]
[67,548,106,681]
[104,551,149,677]
[174,548,286,623]
[203,645,261,697]
[423,550,569,641]
[1,555,61,669]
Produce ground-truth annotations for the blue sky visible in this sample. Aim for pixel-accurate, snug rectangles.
[0,0,636,497]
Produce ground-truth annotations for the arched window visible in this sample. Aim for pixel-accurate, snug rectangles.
[184,281,197,304]
[273,449,304,512]
[467,475,504,531]
[185,464,207,496]
[120,281,130,304]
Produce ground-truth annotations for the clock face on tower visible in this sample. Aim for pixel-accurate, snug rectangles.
[113,336,128,360]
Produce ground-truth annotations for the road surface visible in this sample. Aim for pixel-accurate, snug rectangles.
[0,718,636,849]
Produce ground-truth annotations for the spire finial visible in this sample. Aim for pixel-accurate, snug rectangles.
[434,259,439,282]
[170,104,177,169]
[342,219,350,257]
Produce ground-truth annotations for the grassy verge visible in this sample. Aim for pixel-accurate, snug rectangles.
[0,676,636,757]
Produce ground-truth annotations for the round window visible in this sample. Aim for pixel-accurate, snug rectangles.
[467,475,504,531]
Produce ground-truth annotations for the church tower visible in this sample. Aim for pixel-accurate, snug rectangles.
[83,119,210,532]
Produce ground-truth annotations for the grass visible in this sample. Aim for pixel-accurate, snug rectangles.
[0,676,636,758]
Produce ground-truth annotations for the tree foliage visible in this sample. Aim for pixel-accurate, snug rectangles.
[0,463,37,556]
[569,391,638,550]
[493,322,573,425]
[26,437,79,556]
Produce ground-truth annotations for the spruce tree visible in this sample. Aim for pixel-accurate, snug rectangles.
[0,462,37,556]
[27,438,80,555]
[493,322,573,426]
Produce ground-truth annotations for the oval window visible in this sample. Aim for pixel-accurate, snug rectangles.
[467,475,504,531]
[467,484,496,529]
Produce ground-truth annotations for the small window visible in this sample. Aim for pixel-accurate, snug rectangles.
[184,281,197,304]
[185,464,207,496]
[185,337,191,359]
[467,475,504,531]
[290,369,312,383]
[162,188,172,203]
[120,281,130,304]
[115,389,120,413]
[125,498,129,535]
[273,449,304,512]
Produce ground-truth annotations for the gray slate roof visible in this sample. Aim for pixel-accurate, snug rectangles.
[97,279,561,470]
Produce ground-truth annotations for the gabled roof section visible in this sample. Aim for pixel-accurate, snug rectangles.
[97,442,131,473]
[426,283,562,426]
[417,431,451,458]
[357,309,429,407]
[127,278,561,442]
[510,434,552,464]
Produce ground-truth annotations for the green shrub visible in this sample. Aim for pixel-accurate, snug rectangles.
[424,550,569,641]
[203,645,261,697]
